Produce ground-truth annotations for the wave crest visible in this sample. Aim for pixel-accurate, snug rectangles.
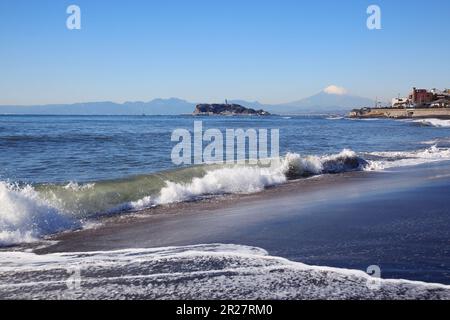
[2,146,450,246]
[0,182,79,246]
[365,145,450,170]
[413,118,450,128]
[156,150,367,205]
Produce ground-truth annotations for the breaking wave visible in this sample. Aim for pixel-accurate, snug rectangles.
[0,182,80,246]
[157,149,366,204]
[0,244,449,299]
[365,145,450,170]
[326,116,344,120]
[2,146,450,246]
[412,118,450,128]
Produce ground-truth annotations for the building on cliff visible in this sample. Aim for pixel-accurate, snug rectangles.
[409,88,435,106]
[390,88,450,109]
[351,87,450,119]
[391,97,411,108]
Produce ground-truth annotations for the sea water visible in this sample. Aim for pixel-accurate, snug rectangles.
[1,114,450,245]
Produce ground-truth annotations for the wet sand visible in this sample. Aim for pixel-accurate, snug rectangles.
[38,162,450,284]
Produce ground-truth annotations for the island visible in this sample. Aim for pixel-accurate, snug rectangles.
[193,103,271,116]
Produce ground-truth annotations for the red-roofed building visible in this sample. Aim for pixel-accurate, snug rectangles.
[409,88,434,105]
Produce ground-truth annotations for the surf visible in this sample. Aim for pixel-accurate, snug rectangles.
[1,243,449,299]
[413,118,450,128]
[1,146,450,246]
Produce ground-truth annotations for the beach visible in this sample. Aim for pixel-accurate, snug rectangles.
[1,115,450,299]
[34,161,450,284]
[2,0,450,304]
[1,162,450,299]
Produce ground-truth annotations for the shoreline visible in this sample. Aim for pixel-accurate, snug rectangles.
[33,162,450,284]
[36,170,379,252]
[2,242,449,300]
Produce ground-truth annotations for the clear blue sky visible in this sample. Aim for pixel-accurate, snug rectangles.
[0,0,449,105]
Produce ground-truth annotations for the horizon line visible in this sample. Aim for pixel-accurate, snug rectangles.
[0,92,380,107]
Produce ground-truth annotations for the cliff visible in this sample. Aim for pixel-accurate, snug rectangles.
[193,104,270,116]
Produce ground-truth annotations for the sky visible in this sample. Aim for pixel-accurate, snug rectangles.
[0,0,449,105]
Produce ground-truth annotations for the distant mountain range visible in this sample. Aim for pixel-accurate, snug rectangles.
[0,98,194,116]
[0,90,376,115]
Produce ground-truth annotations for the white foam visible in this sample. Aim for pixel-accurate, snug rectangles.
[63,182,95,191]
[3,146,450,246]
[366,145,450,170]
[158,166,287,204]
[413,118,450,128]
[118,152,341,209]
[421,139,440,145]
[155,149,363,205]
[0,181,79,246]
[347,118,382,121]
[0,244,448,299]
[421,137,450,146]
[326,116,344,120]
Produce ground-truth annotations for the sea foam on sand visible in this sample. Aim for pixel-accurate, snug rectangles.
[0,244,449,300]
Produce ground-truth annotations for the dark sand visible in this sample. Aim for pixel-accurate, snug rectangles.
[38,162,450,284]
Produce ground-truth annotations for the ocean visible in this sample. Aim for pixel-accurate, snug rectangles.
[1,114,450,298]
[1,114,450,246]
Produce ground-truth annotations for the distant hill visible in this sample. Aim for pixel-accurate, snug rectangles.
[0,98,195,115]
[228,100,270,110]
[0,92,377,116]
